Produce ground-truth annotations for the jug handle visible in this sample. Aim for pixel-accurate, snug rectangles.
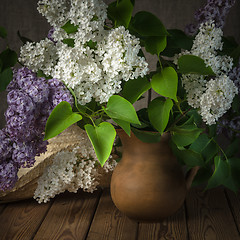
[185,166,200,190]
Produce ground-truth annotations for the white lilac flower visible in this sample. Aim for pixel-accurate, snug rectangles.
[37,0,71,28]
[52,27,148,105]
[34,129,117,203]
[175,20,237,125]
[20,0,149,105]
[199,75,238,125]
[38,0,107,43]
[19,38,58,77]
[97,26,149,81]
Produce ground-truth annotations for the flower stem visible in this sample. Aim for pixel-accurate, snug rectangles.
[168,107,193,130]
[158,55,163,71]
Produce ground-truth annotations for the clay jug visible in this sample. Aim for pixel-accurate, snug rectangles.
[110,130,196,222]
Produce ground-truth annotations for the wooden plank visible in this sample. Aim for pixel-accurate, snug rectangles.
[34,189,102,240]
[138,204,188,240]
[225,189,240,234]
[185,187,240,240]
[0,204,6,214]
[0,198,52,240]
[86,188,138,240]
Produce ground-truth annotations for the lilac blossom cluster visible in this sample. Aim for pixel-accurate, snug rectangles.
[185,0,236,35]
[217,61,240,138]
[0,67,73,191]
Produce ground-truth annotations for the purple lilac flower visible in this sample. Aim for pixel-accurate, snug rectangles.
[47,27,57,43]
[12,142,37,168]
[185,0,236,35]
[5,90,35,141]
[48,78,74,108]
[11,68,49,104]
[0,67,74,191]
[229,61,240,94]
[0,129,12,163]
[0,161,18,191]
[218,116,240,138]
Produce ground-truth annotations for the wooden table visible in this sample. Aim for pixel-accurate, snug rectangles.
[0,187,239,240]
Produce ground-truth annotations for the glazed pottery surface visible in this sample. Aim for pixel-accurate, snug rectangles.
[110,130,187,222]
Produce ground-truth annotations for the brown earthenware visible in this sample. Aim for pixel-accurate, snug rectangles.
[110,129,187,222]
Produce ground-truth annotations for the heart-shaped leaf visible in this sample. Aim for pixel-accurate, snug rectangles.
[171,124,203,148]
[122,76,151,104]
[178,55,215,75]
[0,49,17,71]
[131,11,168,37]
[151,67,178,101]
[113,118,131,136]
[44,101,82,140]
[104,95,140,124]
[207,156,230,189]
[0,68,13,91]
[131,127,161,143]
[145,36,167,55]
[148,97,173,134]
[108,0,134,28]
[85,122,116,166]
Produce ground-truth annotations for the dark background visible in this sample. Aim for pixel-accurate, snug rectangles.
[0,0,239,128]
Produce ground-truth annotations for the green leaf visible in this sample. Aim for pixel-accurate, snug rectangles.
[192,167,213,187]
[180,150,205,167]
[171,124,203,148]
[131,127,161,143]
[145,36,167,55]
[189,134,218,162]
[187,110,202,126]
[151,67,178,101]
[131,121,149,129]
[17,31,33,44]
[85,122,116,166]
[0,49,18,70]
[208,124,217,138]
[178,55,215,75]
[161,29,193,57]
[148,97,173,134]
[104,95,140,124]
[171,141,204,167]
[225,138,240,158]
[189,134,211,153]
[44,101,82,140]
[113,119,131,136]
[85,40,97,49]
[0,26,7,39]
[202,140,218,163]
[37,70,46,78]
[166,29,193,50]
[130,11,168,37]
[62,38,75,47]
[0,68,13,91]
[227,158,240,189]
[223,175,239,193]
[108,0,134,28]
[207,156,230,189]
[61,20,78,34]
[121,76,151,104]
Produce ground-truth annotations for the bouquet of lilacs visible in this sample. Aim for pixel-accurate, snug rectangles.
[0,0,240,201]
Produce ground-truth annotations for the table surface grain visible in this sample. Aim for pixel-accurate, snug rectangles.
[0,187,239,240]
